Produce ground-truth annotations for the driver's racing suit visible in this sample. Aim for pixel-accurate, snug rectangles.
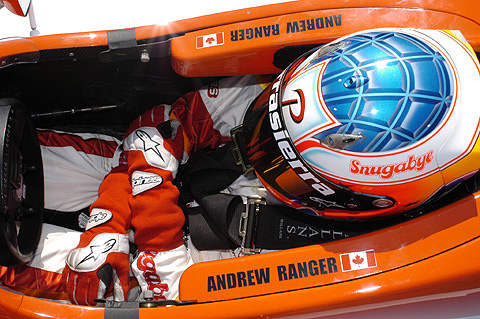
[0,75,271,302]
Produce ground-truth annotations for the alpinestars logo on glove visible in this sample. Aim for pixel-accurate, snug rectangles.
[135,130,165,161]
[132,171,163,195]
[85,208,113,230]
[76,239,116,268]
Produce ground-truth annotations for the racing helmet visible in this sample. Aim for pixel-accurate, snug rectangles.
[241,28,480,219]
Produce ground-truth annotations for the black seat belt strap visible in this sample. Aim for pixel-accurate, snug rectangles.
[187,194,243,250]
[42,208,89,232]
[186,193,372,251]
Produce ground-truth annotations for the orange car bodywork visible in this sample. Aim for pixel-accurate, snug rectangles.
[1,0,480,318]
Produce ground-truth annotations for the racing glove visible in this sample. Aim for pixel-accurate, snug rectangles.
[62,232,130,306]
[62,165,133,306]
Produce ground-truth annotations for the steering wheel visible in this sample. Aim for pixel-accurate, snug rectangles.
[0,98,43,266]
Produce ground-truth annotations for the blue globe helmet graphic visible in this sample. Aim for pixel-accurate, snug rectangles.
[241,29,478,220]
[315,31,454,152]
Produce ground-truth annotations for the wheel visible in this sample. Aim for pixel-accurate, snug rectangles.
[0,99,43,266]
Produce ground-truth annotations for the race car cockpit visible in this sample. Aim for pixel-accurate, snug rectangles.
[1,0,480,318]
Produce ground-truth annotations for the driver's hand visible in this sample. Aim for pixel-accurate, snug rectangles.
[62,233,130,306]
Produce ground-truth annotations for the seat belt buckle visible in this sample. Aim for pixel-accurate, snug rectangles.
[231,125,253,175]
[239,197,265,255]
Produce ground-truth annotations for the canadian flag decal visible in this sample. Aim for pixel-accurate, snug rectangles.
[196,32,225,49]
[340,250,377,272]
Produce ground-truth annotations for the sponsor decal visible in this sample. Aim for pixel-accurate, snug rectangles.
[207,257,338,292]
[85,208,113,231]
[309,196,345,209]
[204,250,378,293]
[132,171,163,196]
[286,15,342,33]
[282,89,306,123]
[136,252,169,300]
[208,268,270,292]
[340,250,377,271]
[231,24,280,41]
[350,150,434,179]
[285,224,319,239]
[269,77,334,196]
[279,217,348,241]
[207,80,220,98]
[230,15,342,42]
[277,257,338,281]
[196,32,225,49]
